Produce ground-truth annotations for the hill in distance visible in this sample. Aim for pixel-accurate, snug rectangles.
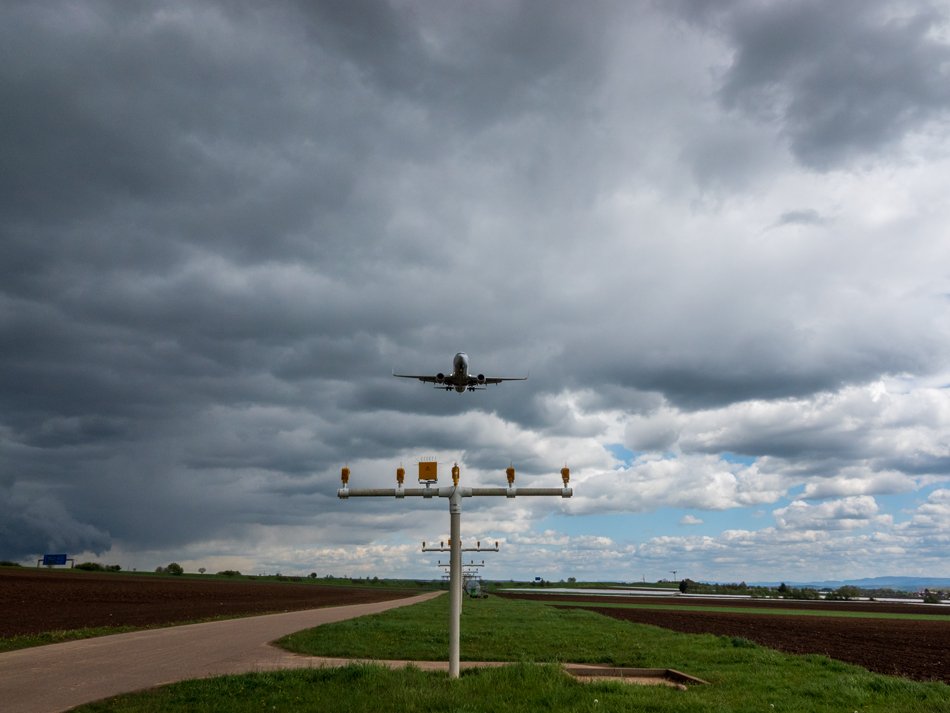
[750,576,950,592]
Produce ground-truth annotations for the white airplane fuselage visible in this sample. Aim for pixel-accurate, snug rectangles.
[449,352,470,392]
[435,352,480,392]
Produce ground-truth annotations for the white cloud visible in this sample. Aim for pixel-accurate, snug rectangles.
[567,454,786,515]
[773,496,886,531]
[904,488,950,530]
[630,505,948,583]
[620,378,950,491]
[801,469,916,499]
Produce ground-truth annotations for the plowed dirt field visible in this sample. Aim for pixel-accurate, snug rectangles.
[500,592,950,683]
[0,568,416,637]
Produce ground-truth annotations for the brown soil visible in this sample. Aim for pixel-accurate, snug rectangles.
[0,567,417,637]
[500,592,950,683]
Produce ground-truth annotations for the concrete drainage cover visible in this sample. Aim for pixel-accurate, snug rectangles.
[563,665,708,690]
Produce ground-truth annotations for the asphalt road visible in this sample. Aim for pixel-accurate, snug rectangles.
[0,590,444,713]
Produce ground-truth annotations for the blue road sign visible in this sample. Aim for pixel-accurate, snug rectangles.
[42,554,68,566]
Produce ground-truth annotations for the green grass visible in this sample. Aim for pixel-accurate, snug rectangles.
[74,594,950,713]
[72,663,680,713]
[0,626,142,653]
[279,595,641,664]
[546,600,950,622]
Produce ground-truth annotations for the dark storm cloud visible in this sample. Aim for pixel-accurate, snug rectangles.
[0,488,111,556]
[306,0,607,127]
[0,0,571,558]
[709,0,950,169]
[0,1,439,283]
[556,275,945,411]
[1,0,948,575]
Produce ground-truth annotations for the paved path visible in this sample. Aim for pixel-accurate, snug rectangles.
[0,591,444,713]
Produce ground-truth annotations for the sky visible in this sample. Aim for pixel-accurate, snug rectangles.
[2,0,950,584]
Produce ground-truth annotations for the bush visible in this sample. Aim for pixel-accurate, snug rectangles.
[75,562,121,572]
[165,562,184,576]
[75,562,105,571]
[217,570,242,577]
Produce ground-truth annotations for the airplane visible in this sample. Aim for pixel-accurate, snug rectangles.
[393,352,527,392]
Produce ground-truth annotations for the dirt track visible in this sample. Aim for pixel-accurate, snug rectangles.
[499,592,950,683]
[0,568,418,637]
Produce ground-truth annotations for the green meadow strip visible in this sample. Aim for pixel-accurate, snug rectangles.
[545,600,950,622]
[0,626,142,653]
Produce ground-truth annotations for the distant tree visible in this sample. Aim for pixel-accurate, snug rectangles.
[217,570,241,576]
[165,562,184,576]
[155,566,164,574]
[76,562,122,572]
[922,589,942,604]
[826,585,861,600]
[567,577,577,584]
[679,578,693,593]
[778,582,788,594]
[198,567,206,575]
[309,572,317,579]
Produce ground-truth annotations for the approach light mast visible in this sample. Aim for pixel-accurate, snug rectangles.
[339,461,571,678]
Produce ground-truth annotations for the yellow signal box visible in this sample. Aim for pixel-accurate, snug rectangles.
[418,460,438,482]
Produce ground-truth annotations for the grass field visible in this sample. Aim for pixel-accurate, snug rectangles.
[73,593,950,713]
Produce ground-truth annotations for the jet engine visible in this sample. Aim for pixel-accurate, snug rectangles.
[477,374,486,384]
[435,373,445,384]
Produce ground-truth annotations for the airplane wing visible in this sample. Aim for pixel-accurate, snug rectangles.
[470,375,528,386]
[392,371,464,386]
[393,372,441,383]
[393,369,526,389]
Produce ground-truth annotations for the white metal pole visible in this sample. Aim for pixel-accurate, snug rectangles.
[449,487,462,679]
